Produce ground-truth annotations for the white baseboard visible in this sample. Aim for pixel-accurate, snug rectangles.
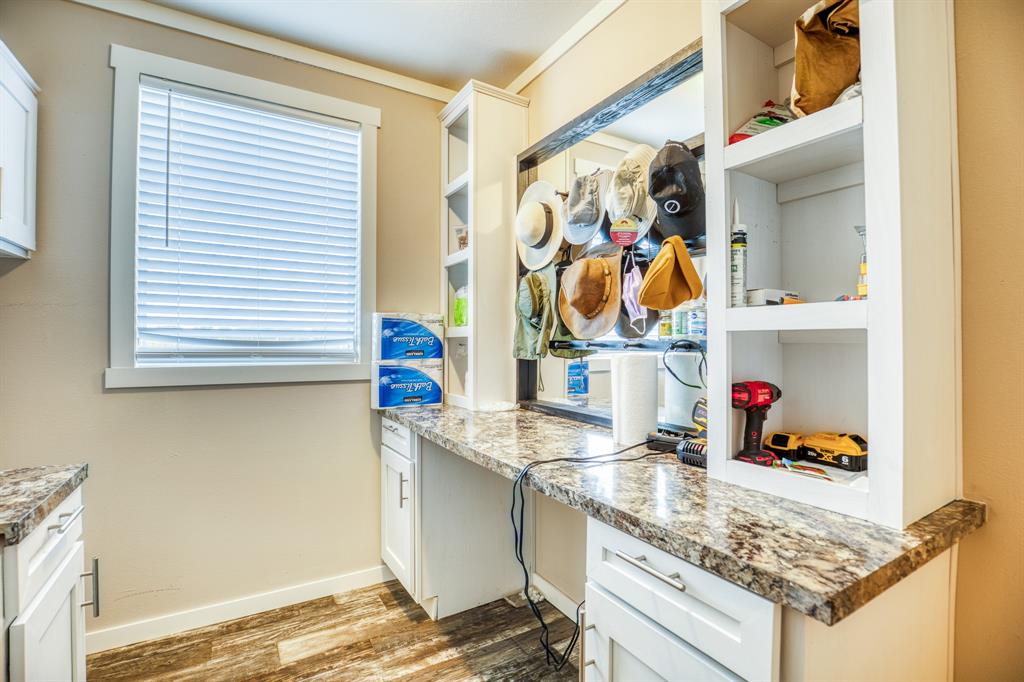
[86,564,394,654]
[531,573,580,622]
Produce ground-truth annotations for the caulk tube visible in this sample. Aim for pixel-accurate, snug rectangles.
[730,199,748,307]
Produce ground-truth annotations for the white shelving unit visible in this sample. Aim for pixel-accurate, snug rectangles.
[703,0,959,528]
[439,81,528,409]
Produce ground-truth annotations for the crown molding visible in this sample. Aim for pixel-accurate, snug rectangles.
[439,79,529,123]
[505,0,626,94]
[70,0,456,103]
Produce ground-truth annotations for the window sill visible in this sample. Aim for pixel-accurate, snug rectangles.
[104,363,371,389]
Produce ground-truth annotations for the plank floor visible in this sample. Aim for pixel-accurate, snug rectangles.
[87,581,580,681]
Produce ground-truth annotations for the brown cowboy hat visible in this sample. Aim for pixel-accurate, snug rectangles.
[558,244,622,340]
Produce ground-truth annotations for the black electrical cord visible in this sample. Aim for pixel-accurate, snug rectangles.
[510,440,662,670]
[662,339,708,390]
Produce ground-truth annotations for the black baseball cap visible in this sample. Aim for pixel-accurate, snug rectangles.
[648,141,705,242]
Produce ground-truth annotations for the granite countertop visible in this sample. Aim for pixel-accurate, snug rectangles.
[0,464,89,545]
[381,405,984,626]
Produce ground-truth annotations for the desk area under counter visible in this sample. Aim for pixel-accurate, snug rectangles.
[378,404,984,681]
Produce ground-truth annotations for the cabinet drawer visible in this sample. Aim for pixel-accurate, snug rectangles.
[584,583,740,682]
[382,417,412,457]
[587,519,779,681]
[3,486,84,615]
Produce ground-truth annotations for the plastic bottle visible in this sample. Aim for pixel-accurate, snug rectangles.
[453,286,469,326]
[687,299,707,337]
[672,303,689,338]
[854,224,867,298]
[566,358,589,407]
[730,199,748,307]
[659,310,673,339]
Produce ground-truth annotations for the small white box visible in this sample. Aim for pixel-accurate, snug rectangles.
[371,360,443,409]
[745,288,802,306]
[372,312,444,361]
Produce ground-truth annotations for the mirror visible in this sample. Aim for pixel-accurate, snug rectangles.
[519,63,707,432]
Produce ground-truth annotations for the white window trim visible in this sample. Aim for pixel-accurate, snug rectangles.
[105,44,379,389]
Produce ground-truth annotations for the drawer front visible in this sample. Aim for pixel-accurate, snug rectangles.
[3,487,84,615]
[381,417,412,457]
[586,519,779,681]
[584,583,740,682]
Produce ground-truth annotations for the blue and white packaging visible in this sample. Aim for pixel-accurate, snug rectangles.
[371,360,443,409]
[372,312,444,361]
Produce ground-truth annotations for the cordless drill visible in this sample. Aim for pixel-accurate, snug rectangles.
[731,381,782,466]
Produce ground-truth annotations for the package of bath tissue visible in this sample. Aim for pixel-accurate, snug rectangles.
[664,351,706,428]
[611,354,659,445]
[372,312,444,361]
[371,360,443,409]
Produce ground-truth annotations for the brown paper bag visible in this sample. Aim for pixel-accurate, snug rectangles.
[791,0,860,117]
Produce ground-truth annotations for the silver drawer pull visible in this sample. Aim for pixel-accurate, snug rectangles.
[81,557,100,617]
[614,550,687,592]
[47,505,84,534]
[383,422,400,434]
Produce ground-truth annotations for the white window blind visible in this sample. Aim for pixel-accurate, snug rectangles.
[135,78,362,366]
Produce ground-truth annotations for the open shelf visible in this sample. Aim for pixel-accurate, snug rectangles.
[446,325,470,339]
[724,97,863,183]
[726,300,866,331]
[444,171,470,198]
[724,459,869,518]
[444,249,469,268]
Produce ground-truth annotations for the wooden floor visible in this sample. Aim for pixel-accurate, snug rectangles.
[87,581,580,681]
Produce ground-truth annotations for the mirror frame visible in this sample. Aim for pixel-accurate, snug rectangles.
[514,36,704,425]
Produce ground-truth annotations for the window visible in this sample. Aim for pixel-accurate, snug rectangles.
[106,46,379,388]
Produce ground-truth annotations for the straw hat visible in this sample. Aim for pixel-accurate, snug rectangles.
[558,244,622,340]
[515,181,564,271]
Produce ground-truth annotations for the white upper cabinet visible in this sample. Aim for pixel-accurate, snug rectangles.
[0,39,39,259]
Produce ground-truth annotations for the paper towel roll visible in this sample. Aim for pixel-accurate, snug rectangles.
[611,353,659,445]
[664,352,705,428]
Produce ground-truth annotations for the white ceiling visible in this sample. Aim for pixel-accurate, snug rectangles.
[601,73,705,148]
[148,0,600,90]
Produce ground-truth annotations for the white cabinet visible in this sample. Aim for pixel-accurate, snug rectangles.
[3,486,91,682]
[380,442,415,597]
[584,584,740,682]
[0,39,39,259]
[438,81,528,409]
[8,542,86,682]
[585,519,779,681]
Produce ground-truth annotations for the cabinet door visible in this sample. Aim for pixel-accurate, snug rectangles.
[381,445,414,596]
[0,60,37,253]
[584,584,740,682]
[9,541,86,682]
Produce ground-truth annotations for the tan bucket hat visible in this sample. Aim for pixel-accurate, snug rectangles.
[606,144,659,245]
[558,244,622,340]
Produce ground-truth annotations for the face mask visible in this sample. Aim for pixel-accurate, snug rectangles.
[621,254,646,334]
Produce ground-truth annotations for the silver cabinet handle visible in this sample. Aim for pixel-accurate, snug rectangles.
[383,422,399,434]
[81,557,100,617]
[578,606,589,682]
[614,550,687,592]
[399,474,409,508]
[48,505,84,534]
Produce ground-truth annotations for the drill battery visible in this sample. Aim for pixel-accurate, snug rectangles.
[764,431,868,472]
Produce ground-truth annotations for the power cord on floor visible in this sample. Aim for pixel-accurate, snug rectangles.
[509,440,662,670]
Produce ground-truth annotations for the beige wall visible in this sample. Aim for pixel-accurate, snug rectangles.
[0,0,440,634]
[526,4,1024,677]
[953,0,1024,678]
[520,0,703,603]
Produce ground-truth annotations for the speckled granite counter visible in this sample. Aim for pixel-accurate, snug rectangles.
[0,464,88,545]
[380,405,984,625]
